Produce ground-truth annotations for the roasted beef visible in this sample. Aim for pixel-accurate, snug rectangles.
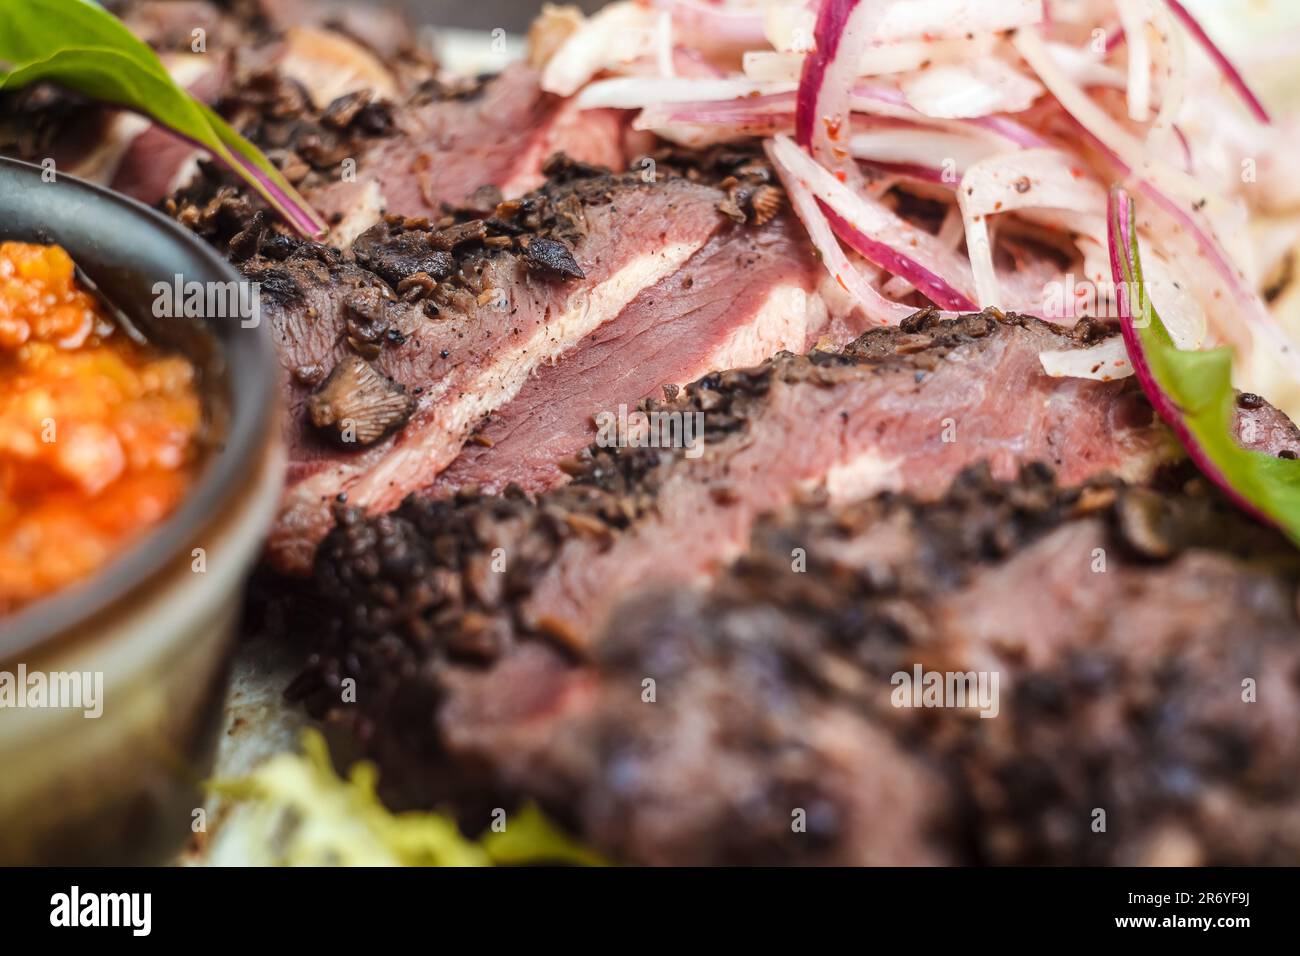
[310,310,1182,659]
[251,164,744,570]
[428,204,830,498]
[293,462,1300,865]
[282,308,1291,721]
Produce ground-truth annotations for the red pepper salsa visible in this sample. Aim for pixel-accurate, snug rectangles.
[0,241,202,613]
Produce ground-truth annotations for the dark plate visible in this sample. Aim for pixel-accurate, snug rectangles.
[0,157,277,657]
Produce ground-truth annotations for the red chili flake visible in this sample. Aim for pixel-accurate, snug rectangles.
[835,170,847,183]
[837,274,849,292]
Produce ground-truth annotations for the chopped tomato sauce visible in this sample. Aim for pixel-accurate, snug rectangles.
[0,242,202,613]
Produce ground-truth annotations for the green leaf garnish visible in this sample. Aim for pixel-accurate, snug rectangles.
[1109,185,1300,543]
[0,0,326,238]
[208,730,606,867]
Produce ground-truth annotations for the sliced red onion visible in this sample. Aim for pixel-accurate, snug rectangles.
[871,0,1044,43]
[1108,186,1273,525]
[1012,26,1209,209]
[765,140,918,327]
[796,0,875,183]
[634,91,796,130]
[965,114,1050,148]
[1164,0,1271,124]
[772,134,977,310]
[856,160,950,184]
[824,206,975,312]
[848,128,1000,175]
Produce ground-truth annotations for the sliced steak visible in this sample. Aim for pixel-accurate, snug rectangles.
[287,310,1215,719]
[254,169,730,572]
[429,208,830,498]
[442,464,1300,866]
[516,309,1178,648]
[303,64,632,240]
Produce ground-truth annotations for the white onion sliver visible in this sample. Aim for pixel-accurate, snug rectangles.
[797,0,880,186]
[900,60,1044,119]
[872,0,1044,43]
[743,51,804,83]
[1148,0,1187,135]
[575,77,795,110]
[958,148,1107,308]
[655,10,675,79]
[1039,336,1134,381]
[766,0,1042,51]
[663,0,768,49]
[848,129,1000,177]
[540,1,657,97]
[960,148,1108,219]
[1116,0,1152,122]
[1042,41,1126,90]
[762,0,816,53]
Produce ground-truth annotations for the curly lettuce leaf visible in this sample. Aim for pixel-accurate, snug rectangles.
[1109,186,1300,541]
[0,0,325,237]
[209,730,604,867]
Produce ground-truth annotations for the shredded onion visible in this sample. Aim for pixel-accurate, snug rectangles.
[765,140,918,326]
[1163,0,1271,124]
[528,0,1297,404]
[541,2,658,97]
[1115,0,1151,121]
[958,148,1107,309]
[899,60,1044,119]
[772,134,977,310]
[796,0,878,185]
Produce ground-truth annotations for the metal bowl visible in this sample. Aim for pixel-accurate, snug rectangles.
[0,157,284,864]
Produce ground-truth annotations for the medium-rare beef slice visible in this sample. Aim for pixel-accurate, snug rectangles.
[249,167,732,572]
[434,465,1300,865]
[284,311,1252,753]
[298,310,1180,664]
[295,63,632,242]
[428,206,829,498]
[515,309,1180,647]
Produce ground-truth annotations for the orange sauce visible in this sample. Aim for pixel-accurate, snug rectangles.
[0,241,202,613]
